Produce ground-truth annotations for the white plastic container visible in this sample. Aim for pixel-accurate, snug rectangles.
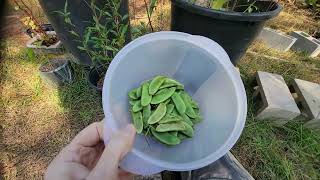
[102,32,247,175]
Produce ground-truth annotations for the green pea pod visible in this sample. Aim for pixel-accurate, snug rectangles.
[171,92,186,115]
[164,78,183,86]
[192,115,203,123]
[171,108,179,116]
[177,133,189,141]
[136,86,142,98]
[180,113,193,126]
[159,82,176,89]
[147,103,167,124]
[151,128,181,145]
[128,88,138,100]
[141,82,152,106]
[166,104,175,115]
[158,115,182,124]
[170,131,178,136]
[164,98,171,105]
[180,121,194,137]
[142,104,151,126]
[176,84,184,90]
[131,111,143,133]
[149,76,166,95]
[156,121,186,132]
[132,101,143,112]
[151,87,176,104]
[183,92,199,109]
[181,92,197,118]
[129,100,139,106]
[191,109,203,123]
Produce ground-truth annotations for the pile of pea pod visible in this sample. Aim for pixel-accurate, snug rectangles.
[128,75,203,146]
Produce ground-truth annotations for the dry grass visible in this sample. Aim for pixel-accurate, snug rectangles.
[267,0,320,35]
[0,40,103,179]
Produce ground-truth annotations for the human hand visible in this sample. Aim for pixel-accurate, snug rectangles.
[45,121,136,180]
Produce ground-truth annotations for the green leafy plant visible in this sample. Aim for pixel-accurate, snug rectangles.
[57,0,129,68]
[305,0,320,8]
[189,0,277,13]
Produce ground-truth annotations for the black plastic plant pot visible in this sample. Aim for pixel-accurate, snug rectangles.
[171,0,282,65]
[38,0,130,65]
[88,65,108,92]
[39,59,74,87]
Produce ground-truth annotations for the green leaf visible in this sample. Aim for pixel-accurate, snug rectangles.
[64,0,68,12]
[148,0,158,16]
[121,24,128,37]
[211,0,228,10]
[69,30,79,37]
[77,46,87,51]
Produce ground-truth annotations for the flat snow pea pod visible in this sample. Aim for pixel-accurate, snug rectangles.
[171,108,179,116]
[156,121,186,132]
[158,115,182,124]
[192,116,203,124]
[181,92,197,118]
[180,121,194,137]
[177,133,189,141]
[151,128,181,146]
[149,76,166,95]
[131,111,143,133]
[176,84,184,90]
[141,82,152,106]
[163,98,171,105]
[142,104,151,126]
[136,86,142,98]
[151,87,176,104]
[180,113,193,126]
[147,103,167,124]
[164,78,183,86]
[132,101,143,112]
[171,92,186,115]
[128,88,138,100]
[166,104,175,115]
[171,131,178,136]
[159,82,176,89]
[129,100,139,106]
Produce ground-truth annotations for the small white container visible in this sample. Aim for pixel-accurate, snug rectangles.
[102,32,247,175]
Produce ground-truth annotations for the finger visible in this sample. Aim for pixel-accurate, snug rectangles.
[70,121,104,147]
[86,124,136,180]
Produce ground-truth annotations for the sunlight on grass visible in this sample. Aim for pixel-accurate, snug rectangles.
[0,42,102,179]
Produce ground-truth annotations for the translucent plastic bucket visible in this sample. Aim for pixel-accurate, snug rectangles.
[102,32,247,175]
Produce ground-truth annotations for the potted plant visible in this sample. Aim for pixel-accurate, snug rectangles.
[170,0,282,65]
[13,0,64,54]
[57,0,129,91]
[39,57,74,87]
[38,0,130,65]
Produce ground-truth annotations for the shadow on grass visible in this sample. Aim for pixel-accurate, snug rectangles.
[57,63,104,127]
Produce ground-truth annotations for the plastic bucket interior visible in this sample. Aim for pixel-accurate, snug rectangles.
[102,32,247,175]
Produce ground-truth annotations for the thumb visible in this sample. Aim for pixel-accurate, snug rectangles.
[86,124,136,180]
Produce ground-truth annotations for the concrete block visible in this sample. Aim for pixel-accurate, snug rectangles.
[254,71,300,125]
[257,27,297,51]
[290,79,320,130]
[290,31,320,57]
[181,152,254,180]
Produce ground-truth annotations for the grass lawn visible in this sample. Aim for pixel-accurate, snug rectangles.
[1,0,320,179]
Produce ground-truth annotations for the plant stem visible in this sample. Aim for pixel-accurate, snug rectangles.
[143,0,154,32]
[13,0,48,38]
[230,0,238,11]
